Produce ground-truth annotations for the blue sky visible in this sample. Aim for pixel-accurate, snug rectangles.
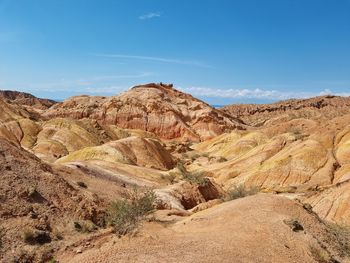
[0,0,349,104]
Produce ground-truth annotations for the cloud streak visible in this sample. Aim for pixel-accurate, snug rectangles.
[94,53,211,68]
[139,12,161,20]
[90,72,153,81]
[6,72,153,93]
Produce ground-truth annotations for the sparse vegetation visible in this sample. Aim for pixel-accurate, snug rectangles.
[0,227,4,249]
[327,223,350,257]
[161,172,177,184]
[9,249,34,263]
[290,127,307,140]
[23,229,35,244]
[167,172,177,184]
[74,220,97,233]
[106,189,156,237]
[22,229,51,245]
[52,228,64,240]
[226,185,259,201]
[176,161,209,186]
[27,186,38,198]
[310,245,331,263]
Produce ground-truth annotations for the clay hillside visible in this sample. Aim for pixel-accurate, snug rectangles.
[44,83,246,141]
[221,95,350,126]
[0,90,57,110]
[0,85,350,263]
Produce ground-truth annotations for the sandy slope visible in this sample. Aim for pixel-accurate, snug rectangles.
[57,194,349,263]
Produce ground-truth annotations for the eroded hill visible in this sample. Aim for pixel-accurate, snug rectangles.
[44,83,246,141]
[221,95,350,126]
[1,87,350,263]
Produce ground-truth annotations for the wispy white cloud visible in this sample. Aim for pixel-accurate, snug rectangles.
[318,89,350,97]
[180,87,350,100]
[139,12,161,20]
[93,53,212,68]
[91,72,153,81]
[7,72,153,93]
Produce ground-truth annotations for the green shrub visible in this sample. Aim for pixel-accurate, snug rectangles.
[177,161,209,186]
[226,185,259,201]
[106,189,156,237]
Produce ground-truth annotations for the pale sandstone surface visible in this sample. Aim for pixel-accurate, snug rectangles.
[56,195,349,263]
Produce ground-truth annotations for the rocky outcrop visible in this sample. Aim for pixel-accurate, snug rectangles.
[0,139,104,262]
[44,83,245,141]
[155,179,225,210]
[0,98,42,145]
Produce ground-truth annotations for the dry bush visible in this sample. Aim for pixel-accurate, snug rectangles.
[226,185,259,201]
[22,229,51,245]
[162,172,177,184]
[310,246,330,263]
[106,189,156,237]
[327,223,350,257]
[0,227,4,249]
[74,220,97,233]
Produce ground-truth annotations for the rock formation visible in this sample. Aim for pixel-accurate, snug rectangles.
[44,83,245,141]
[1,87,350,262]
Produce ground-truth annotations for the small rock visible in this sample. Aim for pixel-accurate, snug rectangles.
[302,203,313,213]
[76,249,82,254]
[283,219,304,232]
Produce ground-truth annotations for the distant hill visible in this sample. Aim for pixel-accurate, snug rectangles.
[221,95,350,126]
[0,90,57,110]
